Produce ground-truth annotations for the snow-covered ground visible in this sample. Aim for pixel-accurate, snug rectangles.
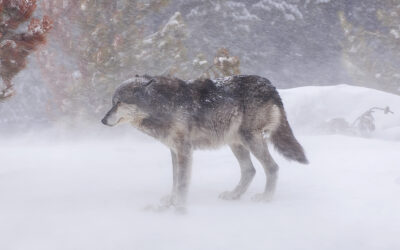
[1,85,399,250]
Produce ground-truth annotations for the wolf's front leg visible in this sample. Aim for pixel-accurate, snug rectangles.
[159,150,179,207]
[148,147,192,213]
[160,147,192,211]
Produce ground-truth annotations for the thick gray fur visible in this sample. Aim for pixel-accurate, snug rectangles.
[102,74,308,209]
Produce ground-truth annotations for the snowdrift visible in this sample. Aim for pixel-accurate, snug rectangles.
[280,84,400,140]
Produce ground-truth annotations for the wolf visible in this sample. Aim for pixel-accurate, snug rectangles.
[102,74,308,209]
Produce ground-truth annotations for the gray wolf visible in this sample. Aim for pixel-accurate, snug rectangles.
[102,75,308,209]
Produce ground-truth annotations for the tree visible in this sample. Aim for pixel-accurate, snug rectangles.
[138,12,189,79]
[340,0,400,94]
[38,0,177,120]
[193,48,241,79]
[0,0,52,101]
[213,48,240,77]
[172,0,341,87]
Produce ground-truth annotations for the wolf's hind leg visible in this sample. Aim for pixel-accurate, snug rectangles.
[171,150,178,193]
[173,148,193,209]
[243,134,279,202]
[219,144,256,200]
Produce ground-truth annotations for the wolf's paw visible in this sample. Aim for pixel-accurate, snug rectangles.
[160,194,176,207]
[251,193,273,202]
[219,191,241,200]
[143,195,176,212]
[144,197,187,214]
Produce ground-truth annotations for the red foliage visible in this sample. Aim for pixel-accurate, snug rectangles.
[0,0,37,30]
[0,0,52,100]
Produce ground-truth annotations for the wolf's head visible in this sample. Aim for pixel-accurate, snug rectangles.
[101,76,154,127]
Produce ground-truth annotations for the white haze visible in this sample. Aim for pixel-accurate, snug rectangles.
[1,1,400,249]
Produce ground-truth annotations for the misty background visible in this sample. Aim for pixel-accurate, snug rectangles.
[1,0,399,131]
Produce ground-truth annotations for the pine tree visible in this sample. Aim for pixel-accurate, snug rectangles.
[38,0,183,120]
[340,0,400,94]
[213,48,240,77]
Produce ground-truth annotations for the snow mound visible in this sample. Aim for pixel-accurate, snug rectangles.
[280,84,400,140]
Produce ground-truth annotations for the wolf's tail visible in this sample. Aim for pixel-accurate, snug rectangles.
[270,110,308,164]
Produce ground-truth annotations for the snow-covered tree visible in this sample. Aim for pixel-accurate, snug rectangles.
[193,48,241,79]
[340,0,400,94]
[138,11,190,79]
[213,48,240,77]
[175,0,338,86]
[0,0,52,101]
[38,0,172,120]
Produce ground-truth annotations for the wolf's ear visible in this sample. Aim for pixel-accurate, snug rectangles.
[143,79,156,97]
[144,79,155,87]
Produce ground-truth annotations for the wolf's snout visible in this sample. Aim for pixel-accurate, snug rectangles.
[101,117,108,126]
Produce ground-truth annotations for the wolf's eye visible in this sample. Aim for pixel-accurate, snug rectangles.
[133,90,142,99]
[112,99,121,106]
